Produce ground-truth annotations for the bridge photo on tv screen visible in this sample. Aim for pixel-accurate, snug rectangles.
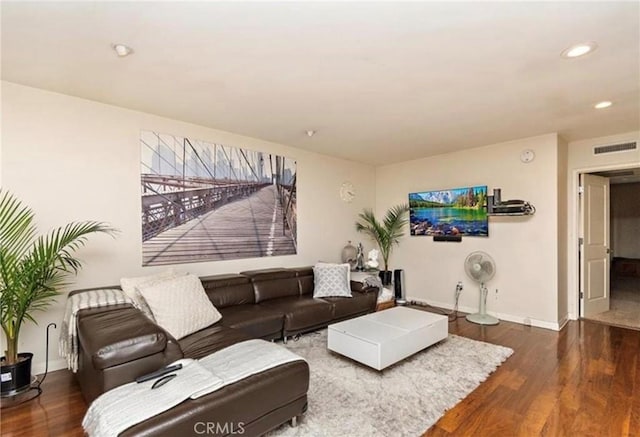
[140,130,297,266]
[409,185,488,237]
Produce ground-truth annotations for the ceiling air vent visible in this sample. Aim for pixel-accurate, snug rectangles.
[593,142,637,155]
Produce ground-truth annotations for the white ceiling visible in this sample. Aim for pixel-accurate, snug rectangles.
[2,2,639,165]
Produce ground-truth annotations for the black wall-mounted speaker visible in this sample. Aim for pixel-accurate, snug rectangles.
[393,269,405,301]
[433,235,462,242]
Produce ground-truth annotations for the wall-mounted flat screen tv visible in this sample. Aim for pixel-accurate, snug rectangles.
[409,185,488,237]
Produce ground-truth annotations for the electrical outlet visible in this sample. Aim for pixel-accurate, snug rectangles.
[455,281,463,295]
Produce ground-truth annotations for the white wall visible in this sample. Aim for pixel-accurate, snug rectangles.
[4,78,637,372]
[0,81,376,373]
[557,136,569,327]
[0,83,3,184]
[566,131,640,319]
[611,182,640,259]
[376,134,562,329]
[568,132,640,170]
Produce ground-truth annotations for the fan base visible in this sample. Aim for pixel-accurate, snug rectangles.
[466,313,500,325]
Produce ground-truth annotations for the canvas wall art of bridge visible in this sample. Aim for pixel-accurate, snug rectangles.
[140,130,297,266]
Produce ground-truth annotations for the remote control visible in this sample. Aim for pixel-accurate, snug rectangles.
[135,363,183,383]
[151,374,177,389]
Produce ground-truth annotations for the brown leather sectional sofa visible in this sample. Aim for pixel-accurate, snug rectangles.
[73,266,377,436]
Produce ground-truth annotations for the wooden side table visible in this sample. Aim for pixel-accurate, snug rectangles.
[376,299,396,312]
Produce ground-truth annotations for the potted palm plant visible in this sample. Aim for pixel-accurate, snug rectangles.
[0,190,114,396]
[355,204,409,285]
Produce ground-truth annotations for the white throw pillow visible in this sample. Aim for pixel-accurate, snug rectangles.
[120,270,178,321]
[317,261,351,283]
[137,274,222,340]
[313,263,352,298]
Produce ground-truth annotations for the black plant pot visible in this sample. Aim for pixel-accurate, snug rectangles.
[1,352,33,396]
[379,270,393,286]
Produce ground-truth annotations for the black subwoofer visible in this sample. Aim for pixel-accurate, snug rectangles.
[393,269,406,304]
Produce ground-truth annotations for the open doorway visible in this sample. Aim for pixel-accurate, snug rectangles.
[580,167,640,330]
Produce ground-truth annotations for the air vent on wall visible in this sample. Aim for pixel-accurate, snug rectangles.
[593,142,637,155]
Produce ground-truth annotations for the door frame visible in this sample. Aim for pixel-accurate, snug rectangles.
[570,162,639,320]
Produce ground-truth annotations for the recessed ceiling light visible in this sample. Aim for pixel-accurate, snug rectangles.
[112,43,133,57]
[306,130,316,137]
[594,101,612,109]
[561,41,597,59]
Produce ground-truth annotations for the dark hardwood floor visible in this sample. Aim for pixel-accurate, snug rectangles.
[1,316,639,437]
[424,316,640,437]
[1,366,85,436]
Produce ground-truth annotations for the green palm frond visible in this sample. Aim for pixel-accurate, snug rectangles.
[0,190,116,364]
[355,204,409,271]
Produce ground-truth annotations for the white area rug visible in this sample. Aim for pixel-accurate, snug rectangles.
[269,329,513,437]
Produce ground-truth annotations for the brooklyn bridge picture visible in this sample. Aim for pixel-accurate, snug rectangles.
[140,130,297,266]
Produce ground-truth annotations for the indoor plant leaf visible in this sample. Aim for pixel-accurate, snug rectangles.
[0,190,116,364]
[355,204,409,272]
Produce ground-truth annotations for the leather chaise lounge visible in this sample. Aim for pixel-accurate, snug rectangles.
[73,267,377,436]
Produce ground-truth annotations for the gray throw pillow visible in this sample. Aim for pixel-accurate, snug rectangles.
[313,263,352,298]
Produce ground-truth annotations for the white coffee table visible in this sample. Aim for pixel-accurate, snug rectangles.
[328,307,448,370]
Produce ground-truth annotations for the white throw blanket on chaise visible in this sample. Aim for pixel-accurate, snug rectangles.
[350,272,394,303]
[59,288,134,372]
[82,339,306,437]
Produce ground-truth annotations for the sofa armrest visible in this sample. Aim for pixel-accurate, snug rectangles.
[350,281,378,294]
[77,307,185,402]
[78,307,181,370]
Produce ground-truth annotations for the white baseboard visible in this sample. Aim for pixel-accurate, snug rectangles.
[557,315,569,330]
[408,296,565,331]
[32,358,67,376]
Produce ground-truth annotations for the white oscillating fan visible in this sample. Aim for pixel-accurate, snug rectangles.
[464,251,499,325]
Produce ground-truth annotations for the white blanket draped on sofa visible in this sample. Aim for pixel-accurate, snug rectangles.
[350,271,394,303]
[59,288,134,373]
[82,339,306,437]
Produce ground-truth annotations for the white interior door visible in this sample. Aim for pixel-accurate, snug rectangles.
[580,173,610,317]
